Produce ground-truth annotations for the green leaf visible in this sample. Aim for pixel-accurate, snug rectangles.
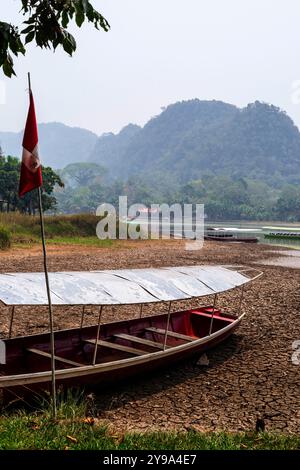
[82,0,89,13]
[21,25,35,34]
[75,11,85,27]
[67,33,76,50]
[22,19,35,25]
[16,38,26,55]
[3,59,15,78]
[61,11,69,29]
[25,31,35,44]
[62,38,74,56]
[52,37,61,50]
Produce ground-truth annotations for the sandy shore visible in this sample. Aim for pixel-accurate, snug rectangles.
[0,240,299,434]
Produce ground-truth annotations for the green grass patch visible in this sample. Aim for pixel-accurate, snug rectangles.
[0,397,299,450]
[0,213,118,246]
[0,213,99,238]
[46,237,114,247]
[0,415,299,450]
[0,224,11,250]
[13,237,114,248]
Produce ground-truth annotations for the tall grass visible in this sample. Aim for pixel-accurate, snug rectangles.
[0,212,130,246]
[0,213,98,236]
[0,213,105,244]
[0,224,11,249]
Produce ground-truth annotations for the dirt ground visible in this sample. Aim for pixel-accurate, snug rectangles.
[0,240,299,433]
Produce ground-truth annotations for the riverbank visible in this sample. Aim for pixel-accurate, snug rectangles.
[0,239,299,437]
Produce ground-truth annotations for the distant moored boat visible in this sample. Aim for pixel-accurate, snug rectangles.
[205,227,259,243]
[263,226,300,241]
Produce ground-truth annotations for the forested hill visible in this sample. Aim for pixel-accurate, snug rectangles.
[1,99,300,188]
[89,99,300,187]
[0,122,98,169]
[89,124,141,170]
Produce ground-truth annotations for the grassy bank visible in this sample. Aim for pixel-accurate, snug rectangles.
[0,398,299,450]
[0,413,299,450]
[0,213,113,247]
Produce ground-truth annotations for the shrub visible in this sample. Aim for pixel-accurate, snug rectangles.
[0,225,11,249]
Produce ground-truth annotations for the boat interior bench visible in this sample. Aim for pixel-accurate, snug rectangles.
[27,348,82,367]
[84,339,146,356]
[145,327,197,342]
[113,333,167,350]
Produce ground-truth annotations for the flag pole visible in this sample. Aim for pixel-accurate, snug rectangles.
[37,186,57,418]
[28,73,57,418]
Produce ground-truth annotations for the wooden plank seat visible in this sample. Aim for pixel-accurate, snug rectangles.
[114,333,168,350]
[145,327,197,342]
[84,339,146,356]
[27,348,82,367]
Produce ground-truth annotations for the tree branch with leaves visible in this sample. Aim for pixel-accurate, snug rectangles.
[0,1,110,77]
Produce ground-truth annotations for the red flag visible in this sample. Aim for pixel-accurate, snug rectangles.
[19,91,42,197]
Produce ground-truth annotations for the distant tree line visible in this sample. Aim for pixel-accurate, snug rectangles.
[1,153,298,221]
[0,150,63,214]
[54,162,300,222]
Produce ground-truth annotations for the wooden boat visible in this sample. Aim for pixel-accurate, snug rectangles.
[264,232,300,241]
[263,226,300,241]
[204,235,258,243]
[0,265,262,402]
[205,227,258,243]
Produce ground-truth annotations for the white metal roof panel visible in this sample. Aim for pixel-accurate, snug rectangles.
[0,265,251,306]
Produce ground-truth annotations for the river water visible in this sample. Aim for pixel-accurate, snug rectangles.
[205,221,300,250]
[128,217,300,249]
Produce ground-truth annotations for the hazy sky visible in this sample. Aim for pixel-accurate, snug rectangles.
[1,0,300,135]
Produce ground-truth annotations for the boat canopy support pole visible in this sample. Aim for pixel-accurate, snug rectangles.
[209,294,217,336]
[238,285,245,318]
[8,306,15,339]
[163,301,172,350]
[139,303,143,319]
[80,305,85,329]
[93,305,103,365]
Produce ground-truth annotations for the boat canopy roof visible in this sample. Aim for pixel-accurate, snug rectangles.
[0,265,260,307]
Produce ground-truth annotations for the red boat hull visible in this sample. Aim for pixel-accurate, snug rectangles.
[0,307,243,403]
